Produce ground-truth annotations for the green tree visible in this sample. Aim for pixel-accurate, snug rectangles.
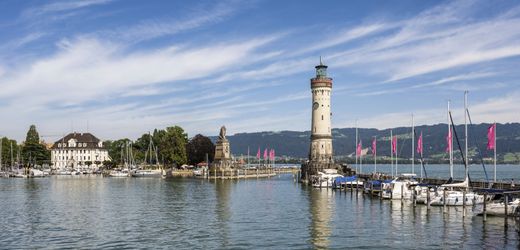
[1,137,19,169]
[133,133,153,163]
[155,126,188,166]
[186,134,215,165]
[21,125,50,166]
[104,139,131,165]
[25,125,40,144]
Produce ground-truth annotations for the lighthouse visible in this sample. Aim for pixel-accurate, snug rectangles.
[301,59,337,182]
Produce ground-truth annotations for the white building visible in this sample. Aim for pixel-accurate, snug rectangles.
[51,132,111,169]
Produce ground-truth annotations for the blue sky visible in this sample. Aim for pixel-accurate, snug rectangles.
[1,0,520,142]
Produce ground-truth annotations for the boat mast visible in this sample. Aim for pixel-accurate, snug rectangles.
[412,114,415,175]
[448,100,453,178]
[395,134,398,176]
[464,91,469,181]
[10,142,13,172]
[390,129,393,178]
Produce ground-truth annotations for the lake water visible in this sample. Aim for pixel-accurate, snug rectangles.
[0,174,519,249]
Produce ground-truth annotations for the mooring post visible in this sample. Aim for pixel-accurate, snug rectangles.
[427,189,431,210]
[462,190,470,218]
[413,189,417,207]
[483,193,487,221]
[505,195,509,217]
[401,185,404,204]
[356,180,359,194]
[443,189,447,214]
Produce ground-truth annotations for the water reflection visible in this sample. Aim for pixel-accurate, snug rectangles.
[308,188,334,249]
[0,175,518,248]
[214,180,232,248]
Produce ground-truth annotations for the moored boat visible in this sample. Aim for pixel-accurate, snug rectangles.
[312,169,343,188]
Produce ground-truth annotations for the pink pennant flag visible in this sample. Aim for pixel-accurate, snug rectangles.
[272,149,276,160]
[445,128,452,153]
[356,140,362,156]
[372,137,377,156]
[256,147,260,159]
[417,132,423,155]
[391,136,397,154]
[487,123,496,150]
[263,148,268,159]
[269,149,274,161]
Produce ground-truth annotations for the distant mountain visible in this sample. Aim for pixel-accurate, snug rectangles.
[213,123,520,163]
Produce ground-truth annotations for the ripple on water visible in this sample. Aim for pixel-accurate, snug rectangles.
[0,175,518,249]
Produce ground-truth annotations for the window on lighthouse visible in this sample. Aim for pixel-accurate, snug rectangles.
[321,115,323,120]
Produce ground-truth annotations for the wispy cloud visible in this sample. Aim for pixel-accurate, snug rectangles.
[326,1,520,83]
[342,92,520,130]
[22,0,113,18]
[101,1,239,43]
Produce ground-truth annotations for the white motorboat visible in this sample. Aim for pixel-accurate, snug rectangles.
[109,169,130,177]
[30,169,46,177]
[429,178,485,206]
[383,174,418,200]
[475,197,520,216]
[193,169,203,176]
[57,169,72,175]
[312,169,343,188]
[131,169,162,177]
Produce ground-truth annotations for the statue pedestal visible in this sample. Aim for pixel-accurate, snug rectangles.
[211,138,232,170]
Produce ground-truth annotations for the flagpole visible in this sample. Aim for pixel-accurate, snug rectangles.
[390,129,393,178]
[448,100,453,179]
[494,122,497,182]
[360,142,363,174]
[247,146,250,168]
[355,120,358,174]
[412,114,415,175]
[374,137,377,174]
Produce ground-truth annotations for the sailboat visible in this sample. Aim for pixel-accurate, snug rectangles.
[132,134,162,178]
[108,142,131,177]
[429,92,485,206]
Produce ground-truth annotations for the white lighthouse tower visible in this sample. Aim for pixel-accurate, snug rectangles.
[302,59,337,182]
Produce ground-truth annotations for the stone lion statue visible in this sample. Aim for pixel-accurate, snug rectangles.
[219,126,226,140]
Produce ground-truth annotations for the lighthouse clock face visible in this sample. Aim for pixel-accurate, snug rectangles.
[313,102,319,110]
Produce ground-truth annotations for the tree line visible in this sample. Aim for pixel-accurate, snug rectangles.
[103,126,215,168]
[1,125,50,167]
[1,125,216,168]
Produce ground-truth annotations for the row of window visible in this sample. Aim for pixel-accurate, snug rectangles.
[312,89,331,95]
[53,150,105,154]
[55,155,108,161]
[57,142,93,148]
[313,127,331,133]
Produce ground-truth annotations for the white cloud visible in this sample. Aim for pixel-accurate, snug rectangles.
[343,92,520,130]
[22,0,113,18]
[100,1,238,43]
[325,2,520,82]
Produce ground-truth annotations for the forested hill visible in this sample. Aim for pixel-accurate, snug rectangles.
[216,123,520,162]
